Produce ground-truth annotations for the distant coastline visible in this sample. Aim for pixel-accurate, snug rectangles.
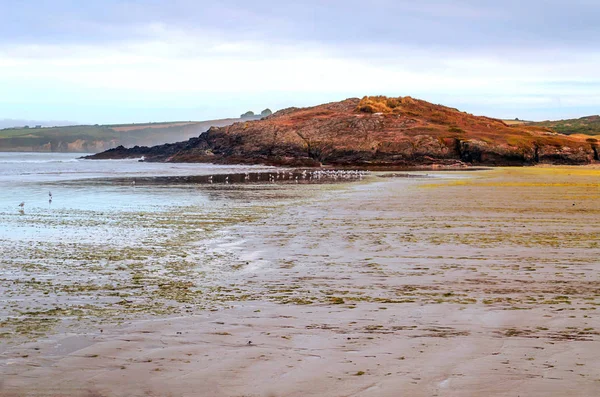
[0,117,261,153]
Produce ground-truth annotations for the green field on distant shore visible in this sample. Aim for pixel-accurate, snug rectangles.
[528,115,600,136]
[0,119,243,152]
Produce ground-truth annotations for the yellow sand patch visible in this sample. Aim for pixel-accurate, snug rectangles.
[420,166,600,189]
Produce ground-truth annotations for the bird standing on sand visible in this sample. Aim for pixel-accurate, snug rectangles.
[19,202,24,208]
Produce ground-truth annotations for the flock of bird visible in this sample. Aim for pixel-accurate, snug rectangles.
[247,169,369,183]
[261,169,369,183]
[202,169,369,184]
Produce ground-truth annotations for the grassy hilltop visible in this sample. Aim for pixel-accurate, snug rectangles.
[527,115,600,137]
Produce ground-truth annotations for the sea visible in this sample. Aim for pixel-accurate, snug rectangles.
[0,152,280,214]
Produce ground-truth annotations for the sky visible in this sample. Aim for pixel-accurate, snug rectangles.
[1,0,599,124]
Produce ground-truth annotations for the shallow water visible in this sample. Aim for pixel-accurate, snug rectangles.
[0,152,280,213]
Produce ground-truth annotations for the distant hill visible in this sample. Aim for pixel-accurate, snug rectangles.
[86,96,599,166]
[0,119,77,129]
[0,118,259,153]
[528,115,600,136]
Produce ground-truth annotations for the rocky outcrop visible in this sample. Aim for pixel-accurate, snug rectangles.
[86,96,598,167]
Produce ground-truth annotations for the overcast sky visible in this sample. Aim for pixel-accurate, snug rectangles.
[1,0,599,124]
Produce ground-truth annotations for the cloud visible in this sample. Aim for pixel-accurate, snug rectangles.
[0,0,599,122]
[3,0,600,49]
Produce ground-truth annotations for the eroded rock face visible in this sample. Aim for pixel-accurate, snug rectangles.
[86,97,598,167]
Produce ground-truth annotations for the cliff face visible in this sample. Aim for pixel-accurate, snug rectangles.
[86,97,598,167]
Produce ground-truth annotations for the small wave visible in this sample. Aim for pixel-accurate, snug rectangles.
[0,159,81,164]
[88,157,146,162]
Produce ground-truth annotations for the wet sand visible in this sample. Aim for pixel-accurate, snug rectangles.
[2,166,600,396]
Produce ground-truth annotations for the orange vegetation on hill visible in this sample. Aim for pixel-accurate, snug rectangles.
[88,96,599,166]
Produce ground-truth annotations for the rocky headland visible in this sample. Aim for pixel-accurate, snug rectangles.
[85,96,599,167]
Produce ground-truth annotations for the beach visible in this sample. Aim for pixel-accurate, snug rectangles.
[1,156,600,396]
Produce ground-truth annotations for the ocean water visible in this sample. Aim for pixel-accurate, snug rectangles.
[0,152,280,214]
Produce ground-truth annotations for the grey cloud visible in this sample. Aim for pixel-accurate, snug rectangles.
[1,0,598,52]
